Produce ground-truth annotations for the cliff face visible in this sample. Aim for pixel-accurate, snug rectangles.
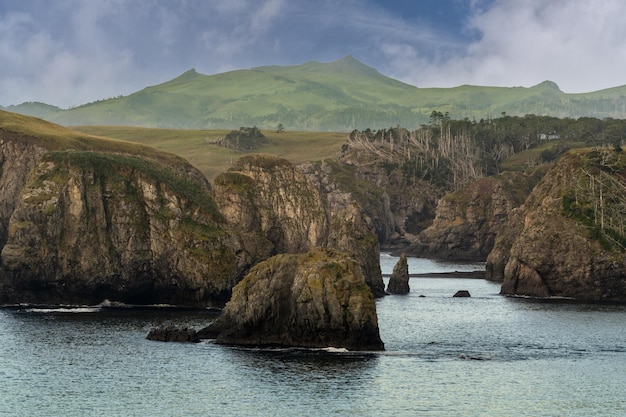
[199,247,384,351]
[0,138,47,249]
[336,143,438,248]
[213,156,385,297]
[1,112,387,314]
[0,139,241,306]
[407,173,538,261]
[486,150,626,302]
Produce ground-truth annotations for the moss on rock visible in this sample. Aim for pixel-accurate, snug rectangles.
[200,247,384,351]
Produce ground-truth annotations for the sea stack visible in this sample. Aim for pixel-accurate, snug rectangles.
[198,247,385,351]
[387,253,410,294]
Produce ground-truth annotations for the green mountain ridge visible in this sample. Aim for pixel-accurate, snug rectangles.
[6,56,626,131]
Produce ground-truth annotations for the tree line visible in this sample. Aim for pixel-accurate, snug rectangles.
[348,113,626,191]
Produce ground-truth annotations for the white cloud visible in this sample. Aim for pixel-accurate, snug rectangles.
[196,1,284,57]
[3,0,626,107]
[388,0,626,92]
[0,1,140,107]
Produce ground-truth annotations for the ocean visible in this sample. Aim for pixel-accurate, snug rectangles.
[1,254,624,417]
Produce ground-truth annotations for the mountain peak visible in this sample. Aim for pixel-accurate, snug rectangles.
[173,68,201,80]
[330,55,372,68]
[323,55,383,78]
[336,54,360,64]
[535,80,562,92]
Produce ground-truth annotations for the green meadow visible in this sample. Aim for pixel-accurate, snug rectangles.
[0,110,188,168]
[72,126,349,180]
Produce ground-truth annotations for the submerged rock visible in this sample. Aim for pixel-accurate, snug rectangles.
[387,253,410,294]
[146,326,200,343]
[199,247,384,351]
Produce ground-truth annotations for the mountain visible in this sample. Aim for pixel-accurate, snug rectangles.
[4,102,62,119]
[9,56,626,131]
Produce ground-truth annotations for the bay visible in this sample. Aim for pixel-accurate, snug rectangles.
[1,254,624,417]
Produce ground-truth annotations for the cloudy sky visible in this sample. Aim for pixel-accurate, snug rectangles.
[2,0,625,108]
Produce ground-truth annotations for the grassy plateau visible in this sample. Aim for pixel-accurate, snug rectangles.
[71,126,348,180]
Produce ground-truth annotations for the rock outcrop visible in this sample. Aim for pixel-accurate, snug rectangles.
[213,155,385,297]
[147,326,200,343]
[0,111,243,307]
[199,247,384,351]
[486,150,626,302]
[0,137,47,249]
[406,173,540,261]
[387,253,409,294]
[337,140,438,248]
[0,112,387,308]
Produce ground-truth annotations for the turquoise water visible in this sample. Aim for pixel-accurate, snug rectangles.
[1,255,625,417]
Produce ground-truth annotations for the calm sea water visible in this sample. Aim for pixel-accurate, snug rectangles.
[1,254,625,417]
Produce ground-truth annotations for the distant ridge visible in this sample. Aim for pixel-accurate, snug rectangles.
[7,56,626,131]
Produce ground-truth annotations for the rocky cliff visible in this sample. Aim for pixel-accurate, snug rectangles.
[199,247,384,351]
[486,149,626,302]
[0,111,243,306]
[0,112,387,308]
[213,155,385,297]
[0,137,47,250]
[336,138,438,249]
[406,172,540,261]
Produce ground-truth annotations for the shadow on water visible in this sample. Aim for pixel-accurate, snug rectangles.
[220,344,379,371]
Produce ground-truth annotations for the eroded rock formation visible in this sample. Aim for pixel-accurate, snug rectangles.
[486,150,626,302]
[406,173,539,261]
[0,148,242,307]
[199,247,384,351]
[213,155,385,297]
[337,140,438,248]
[387,253,409,294]
[0,111,386,308]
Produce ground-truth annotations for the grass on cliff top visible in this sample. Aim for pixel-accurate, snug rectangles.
[71,125,348,181]
[0,110,192,169]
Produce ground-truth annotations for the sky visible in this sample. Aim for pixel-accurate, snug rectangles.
[2,0,626,108]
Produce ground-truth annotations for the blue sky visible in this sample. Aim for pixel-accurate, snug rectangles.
[1,0,625,107]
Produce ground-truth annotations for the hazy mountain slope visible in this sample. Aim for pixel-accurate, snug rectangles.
[10,56,626,131]
[3,102,62,119]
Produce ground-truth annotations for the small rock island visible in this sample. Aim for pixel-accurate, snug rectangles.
[387,252,410,294]
[198,247,385,351]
